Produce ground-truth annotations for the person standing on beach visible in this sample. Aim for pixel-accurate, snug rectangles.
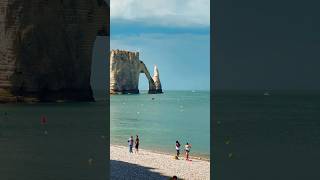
[128,136,134,153]
[135,135,140,153]
[175,141,181,157]
[185,142,192,160]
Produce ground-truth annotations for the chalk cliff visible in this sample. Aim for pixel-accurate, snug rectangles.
[110,50,163,94]
[152,65,163,93]
[0,0,109,102]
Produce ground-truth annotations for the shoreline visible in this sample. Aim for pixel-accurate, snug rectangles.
[110,144,210,180]
[111,144,210,162]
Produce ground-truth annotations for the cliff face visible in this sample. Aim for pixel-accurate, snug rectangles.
[152,65,162,93]
[0,0,109,102]
[110,50,162,94]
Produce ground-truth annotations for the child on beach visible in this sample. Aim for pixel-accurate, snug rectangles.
[135,135,140,153]
[128,136,134,153]
[185,142,192,160]
[175,141,181,157]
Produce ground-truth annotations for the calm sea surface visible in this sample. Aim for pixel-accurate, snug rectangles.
[110,90,210,158]
[213,90,320,179]
[0,92,108,179]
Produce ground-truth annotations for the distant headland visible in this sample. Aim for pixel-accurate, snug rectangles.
[110,50,162,94]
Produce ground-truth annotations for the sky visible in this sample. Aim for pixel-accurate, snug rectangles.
[214,0,320,90]
[91,0,320,91]
[109,0,210,90]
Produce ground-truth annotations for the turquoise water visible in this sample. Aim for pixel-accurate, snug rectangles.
[110,90,210,158]
[0,98,108,179]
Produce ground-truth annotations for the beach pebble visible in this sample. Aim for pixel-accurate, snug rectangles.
[111,145,210,180]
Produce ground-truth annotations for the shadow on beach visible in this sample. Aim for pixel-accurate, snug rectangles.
[111,160,171,180]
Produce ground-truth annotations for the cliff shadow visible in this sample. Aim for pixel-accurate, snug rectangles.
[90,36,109,101]
[110,160,172,180]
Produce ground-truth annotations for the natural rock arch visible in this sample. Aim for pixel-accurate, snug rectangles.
[110,50,162,94]
[0,0,109,102]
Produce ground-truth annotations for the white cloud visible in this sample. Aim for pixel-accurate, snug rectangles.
[110,0,210,27]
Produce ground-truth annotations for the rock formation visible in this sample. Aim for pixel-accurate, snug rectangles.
[152,65,162,93]
[110,50,163,94]
[0,0,109,102]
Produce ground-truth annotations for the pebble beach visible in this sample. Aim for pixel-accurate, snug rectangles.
[110,145,210,180]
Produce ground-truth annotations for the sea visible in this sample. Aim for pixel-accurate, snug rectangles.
[0,91,108,179]
[110,90,210,159]
[213,90,320,179]
[2,90,320,178]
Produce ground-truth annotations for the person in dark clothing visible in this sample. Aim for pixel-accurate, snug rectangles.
[135,135,140,153]
[175,140,181,157]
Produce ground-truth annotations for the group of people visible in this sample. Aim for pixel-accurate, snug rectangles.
[128,135,140,153]
[175,140,192,160]
[127,136,192,161]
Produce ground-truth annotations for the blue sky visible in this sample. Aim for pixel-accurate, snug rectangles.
[110,0,210,90]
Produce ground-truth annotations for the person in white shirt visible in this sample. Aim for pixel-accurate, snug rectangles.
[128,136,134,153]
[185,142,192,160]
